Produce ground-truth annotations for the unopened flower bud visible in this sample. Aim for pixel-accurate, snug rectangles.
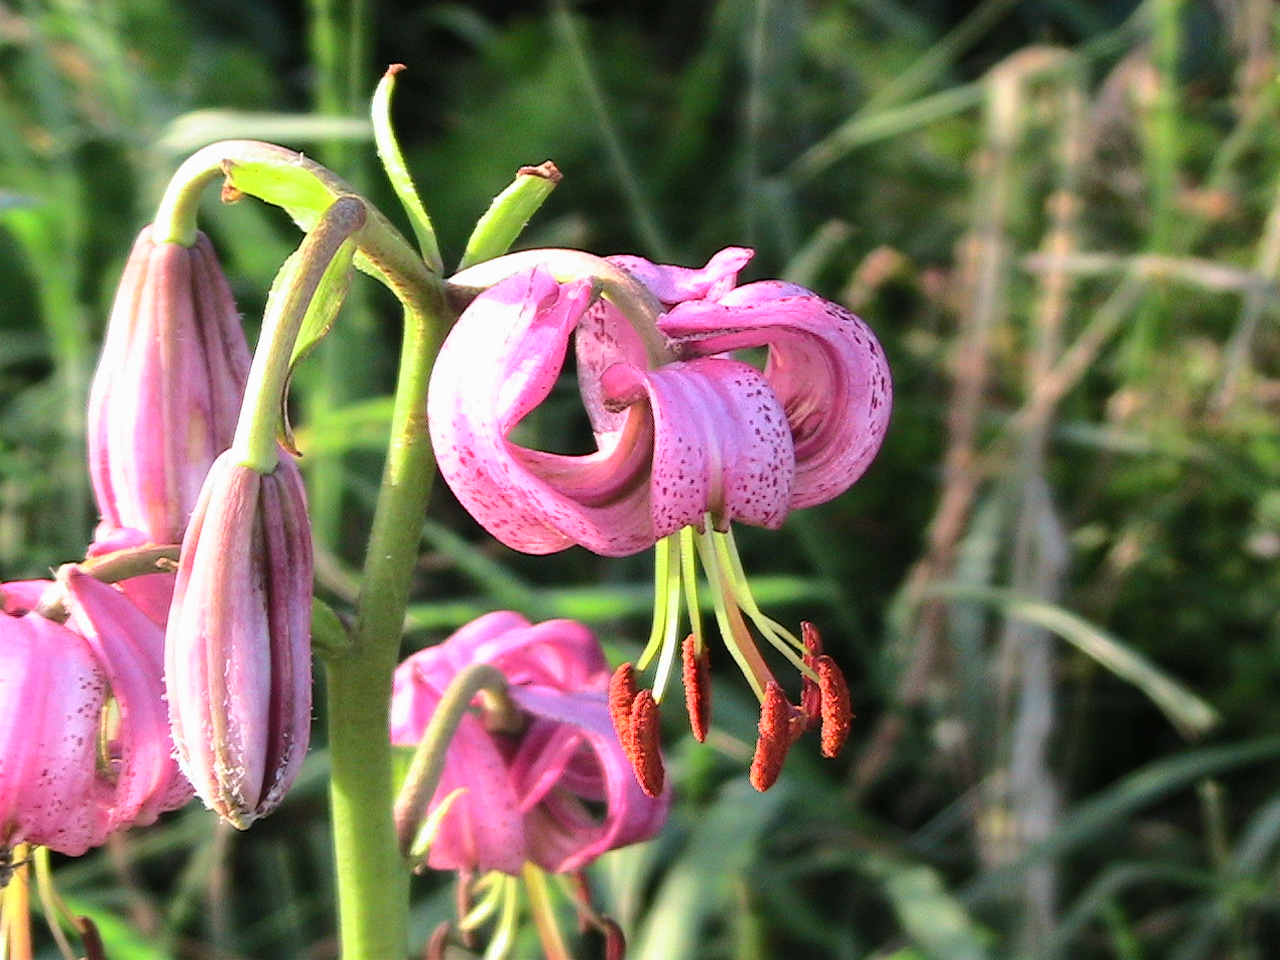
[89,226,251,544]
[165,449,313,828]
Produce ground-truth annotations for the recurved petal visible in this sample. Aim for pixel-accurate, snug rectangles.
[429,267,658,557]
[508,685,670,873]
[64,571,192,828]
[600,356,794,535]
[607,247,754,306]
[427,713,528,874]
[0,613,112,855]
[660,287,891,509]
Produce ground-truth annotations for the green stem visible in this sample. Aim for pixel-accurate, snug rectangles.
[231,196,368,472]
[326,278,450,960]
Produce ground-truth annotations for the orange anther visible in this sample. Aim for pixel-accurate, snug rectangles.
[682,635,712,743]
[629,690,665,797]
[816,656,853,758]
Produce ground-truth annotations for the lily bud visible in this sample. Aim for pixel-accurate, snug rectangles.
[165,449,313,828]
[89,226,251,545]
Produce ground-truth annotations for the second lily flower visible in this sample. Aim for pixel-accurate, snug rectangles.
[429,249,891,791]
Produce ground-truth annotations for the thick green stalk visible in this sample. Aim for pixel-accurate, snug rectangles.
[326,277,448,959]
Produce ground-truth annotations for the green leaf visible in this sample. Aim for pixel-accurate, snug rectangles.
[859,854,993,960]
[457,162,562,270]
[927,583,1220,738]
[222,158,342,233]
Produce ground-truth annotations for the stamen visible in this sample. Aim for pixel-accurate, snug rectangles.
[608,664,638,749]
[800,622,822,726]
[524,863,572,960]
[488,874,521,960]
[816,656,854,758]
[650,554,684,703]
[694,526,774,700]
[682,634,712,743]
[710,529,815,679]
[678,526,703,643]
[629,691,666,797]
[636,535,675,672]
[749,682,805,791]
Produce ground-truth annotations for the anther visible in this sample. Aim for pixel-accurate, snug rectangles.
[629,690,666,797]
[816,656,853,758]
[750,682,803,791]
[682,634,712,743]
[800,622,823,726]
[608,663,638,748]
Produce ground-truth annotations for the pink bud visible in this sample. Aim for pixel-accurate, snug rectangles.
[165,449,313,828]
[89,226,251,545]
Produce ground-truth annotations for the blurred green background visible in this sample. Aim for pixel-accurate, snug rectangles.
[5,0,1280,957]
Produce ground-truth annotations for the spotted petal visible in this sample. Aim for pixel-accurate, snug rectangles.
[661,284,892,508]
[429,267,658,556]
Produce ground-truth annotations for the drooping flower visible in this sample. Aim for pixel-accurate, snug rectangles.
[389,611,669,877]
[88,226,251,546]
[429,249,889,790]
[0,572,194,868]
[165,448,313,828]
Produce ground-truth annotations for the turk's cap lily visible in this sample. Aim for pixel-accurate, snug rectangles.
[89,226,251,544]
[390,612,670,876]
[429,249,891,559]
[165,448,313,829]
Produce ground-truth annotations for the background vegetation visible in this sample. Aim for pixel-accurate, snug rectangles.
[3,0,1280,957]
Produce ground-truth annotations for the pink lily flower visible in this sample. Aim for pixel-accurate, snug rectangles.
[429,248,889,790]
[88,226,251,546]
[390,611,670,876]
[431,248,890,556]
[0,575,192,862]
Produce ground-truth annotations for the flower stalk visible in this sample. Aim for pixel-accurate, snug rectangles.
[230,195,368,472]
[325,280,449,959]
[392,663,513,856]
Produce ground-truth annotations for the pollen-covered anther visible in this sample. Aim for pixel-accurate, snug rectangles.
[629,690,666,798]
[682,634,712,743]
[749,681,805,791]
[799,621,824,726]
[608,663,639,749]
[816,656,854,758]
